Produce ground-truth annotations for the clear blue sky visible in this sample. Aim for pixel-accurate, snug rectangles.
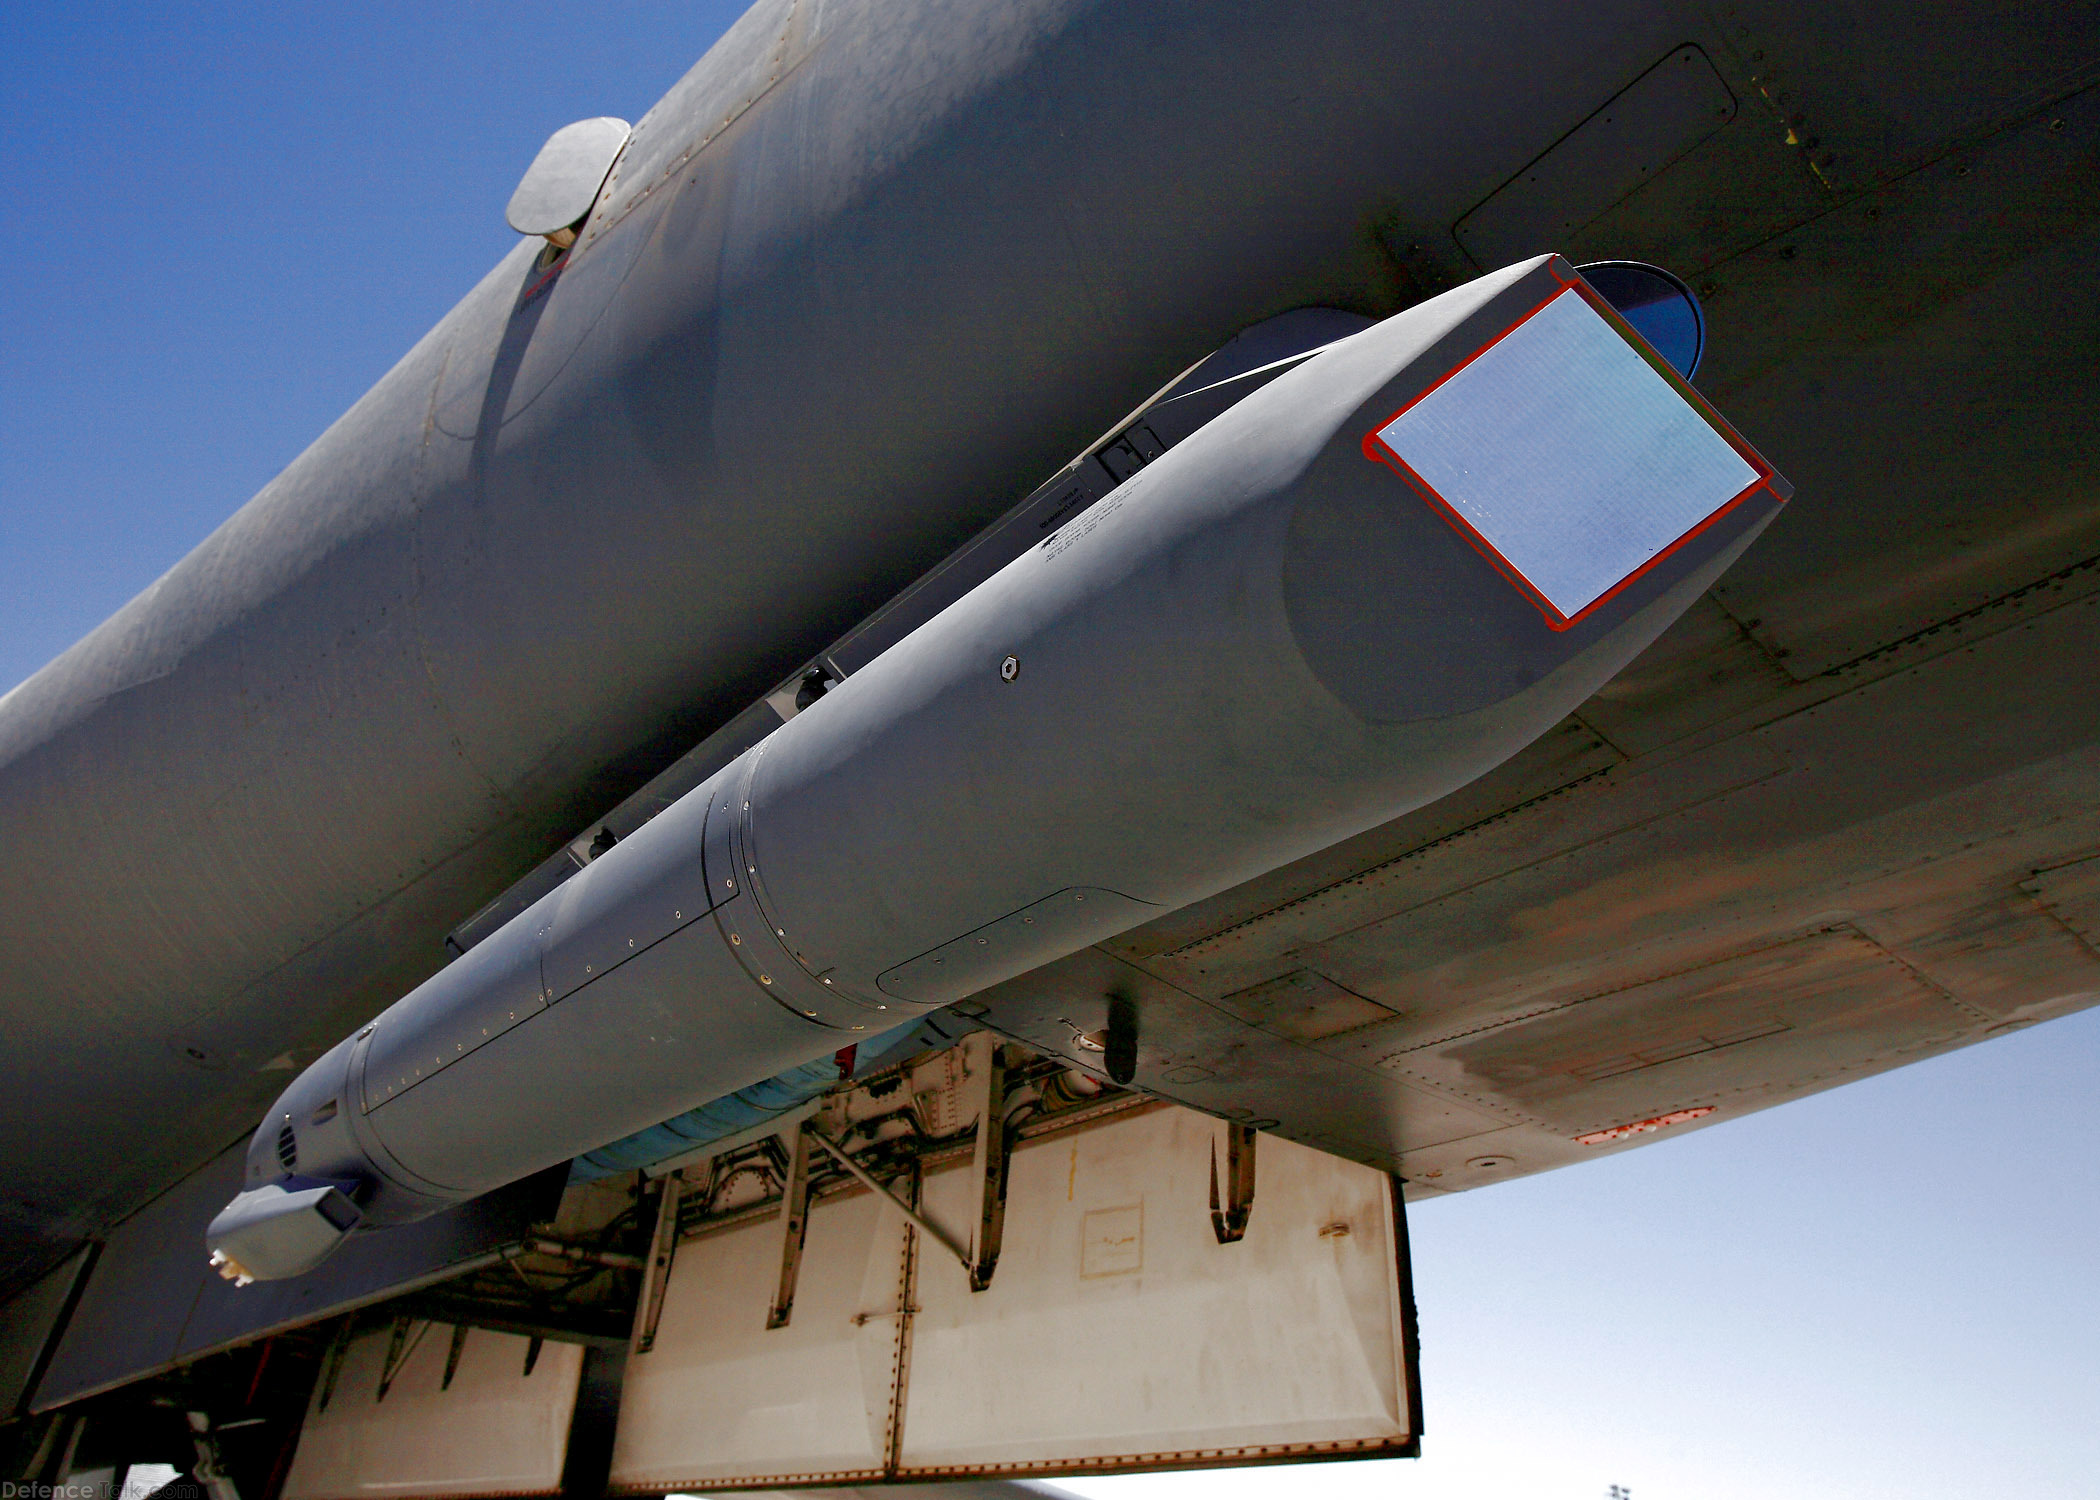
[4,7,2096,1498]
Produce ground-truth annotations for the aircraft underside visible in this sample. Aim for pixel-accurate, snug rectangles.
[2,0,2095,1491]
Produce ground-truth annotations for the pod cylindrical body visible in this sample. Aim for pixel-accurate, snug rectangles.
[216,256,1786,1270]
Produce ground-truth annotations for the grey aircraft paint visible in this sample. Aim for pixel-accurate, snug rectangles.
[208,256,1785,1278]
[2,0,2096,1415]
[0,0,1754,1284]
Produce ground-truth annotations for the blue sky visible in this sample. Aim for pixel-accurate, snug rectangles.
[4,7,2097,1497]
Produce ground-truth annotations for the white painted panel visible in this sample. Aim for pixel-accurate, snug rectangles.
[610,1187,901,1489]
[611,1103,1412,1489]
[899,1107,1408,1473]
[282,1326,581,1500]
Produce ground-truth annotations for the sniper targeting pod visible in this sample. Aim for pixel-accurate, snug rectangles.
[212,254,1786,1279]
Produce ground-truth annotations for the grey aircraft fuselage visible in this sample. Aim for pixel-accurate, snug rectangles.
[0,0,1625,1278]
[5,0,2099,1305]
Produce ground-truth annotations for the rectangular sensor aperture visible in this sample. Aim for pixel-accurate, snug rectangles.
[1371,286,1761,624]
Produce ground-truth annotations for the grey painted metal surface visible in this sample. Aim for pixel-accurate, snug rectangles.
[34,1145,562,1411]
[505,117,632,239]
[0,1247,90,1418]
[206,1179,363,1283]
[8,0,1733,1289]
[1,0,2096,1425]
[214,257,1784,1264]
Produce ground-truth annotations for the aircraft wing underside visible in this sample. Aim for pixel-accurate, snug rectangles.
[2,0,2097,1485]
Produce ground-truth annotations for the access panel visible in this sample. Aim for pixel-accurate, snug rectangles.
[282,1324,584,1500]
[609,1071,1419,1490]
